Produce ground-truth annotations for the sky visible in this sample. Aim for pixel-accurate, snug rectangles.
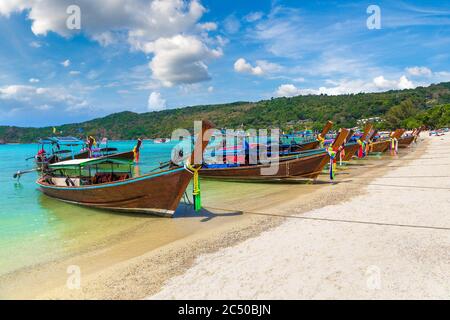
[0,0,449,127]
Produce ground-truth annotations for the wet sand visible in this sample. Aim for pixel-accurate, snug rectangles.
[150,134,450,299]
[0,137,426,299]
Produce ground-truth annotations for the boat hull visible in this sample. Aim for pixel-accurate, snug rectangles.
[290,140,320,152]
[339,143,360,162]
[398,135,415,148]
[200,152,329,181]
[37,167,191,217]
[370,140,391,153]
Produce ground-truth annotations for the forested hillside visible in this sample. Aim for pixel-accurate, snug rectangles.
[1,82,450,143]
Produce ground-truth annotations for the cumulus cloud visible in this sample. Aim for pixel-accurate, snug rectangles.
[0,0,222,86]
[234,58,263,76]
[406,66,433,77]
[29,78,40,83]
[275,75,416,97]
[148,91,167,111]
[149,35,222,86]
[61,59,70,67]
[0,84,87,112]
[69,70,81,76]
[234,58,283,76]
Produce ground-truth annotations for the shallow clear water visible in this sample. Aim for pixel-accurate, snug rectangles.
[0,141,182,275]
[0,141,325,279]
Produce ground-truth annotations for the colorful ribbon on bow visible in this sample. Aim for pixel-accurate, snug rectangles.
[186,162,202,212]
[327,146,337,180]
[357,139,366,158]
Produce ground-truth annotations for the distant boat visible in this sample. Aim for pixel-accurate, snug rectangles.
[154,138,171,144]
[36,121,213,217]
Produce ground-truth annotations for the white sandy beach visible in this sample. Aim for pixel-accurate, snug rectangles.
[150,134,450,299]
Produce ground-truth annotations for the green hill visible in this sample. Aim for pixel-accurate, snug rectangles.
[1,82,450,143]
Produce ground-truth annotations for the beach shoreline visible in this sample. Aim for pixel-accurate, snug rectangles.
[0,137,429,299]
[150,134,450,299]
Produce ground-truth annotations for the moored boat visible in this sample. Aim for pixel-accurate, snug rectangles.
[36,121,214,217]
[200,128,349,181]
[288,121,334,152]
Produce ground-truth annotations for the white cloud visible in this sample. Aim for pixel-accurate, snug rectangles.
[149,35,222,87]
[148,91,167,111]
[0,84,87,112]
[405,66,433,77]
[198,22,217,31]
[398,75,414,89]
[29,78,40,83]
[234,58,263,76]
[61,59,71,67]
[275,75,416,97]
[69,71,81,76]
[0,0,222,86]
[91,31,116,47]
[245,11,264,22]
[234,58,283,76]
[207,86,214,92]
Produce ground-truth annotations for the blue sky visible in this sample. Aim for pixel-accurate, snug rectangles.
[0,0,449,127]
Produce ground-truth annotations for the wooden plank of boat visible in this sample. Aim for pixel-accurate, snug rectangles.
[370,139,391,153]
[340,123,373,161]
[338,129,359,162]
[290,121,333,152]
[398,128,420,147]
[200,128,349,181]
[36,121,214,217]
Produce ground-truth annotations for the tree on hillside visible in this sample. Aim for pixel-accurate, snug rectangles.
[384,99,420,129]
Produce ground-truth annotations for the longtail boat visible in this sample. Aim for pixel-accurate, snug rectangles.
[289,121,334,152]
[200,128,349,181]
[398,127,423,147]
[335,122,373,162]
[36,121,214,217]
[34,137,141,170]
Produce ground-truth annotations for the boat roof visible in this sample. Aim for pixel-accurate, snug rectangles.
[38,136,85,146]
[49,157,133,169]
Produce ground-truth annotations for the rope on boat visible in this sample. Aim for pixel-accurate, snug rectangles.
[202,206,450,232]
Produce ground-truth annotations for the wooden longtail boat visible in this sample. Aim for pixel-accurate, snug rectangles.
[289,121,334,152]
[398,127,423,147]
[339,123,373,161]
[36,121,214,217]
[200,128,349,181]
[337,129,357,162]
[368,126,407,154]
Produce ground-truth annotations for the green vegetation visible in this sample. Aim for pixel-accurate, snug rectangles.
[1,82,450,143]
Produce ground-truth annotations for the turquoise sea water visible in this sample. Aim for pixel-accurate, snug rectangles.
[0,141,180,275]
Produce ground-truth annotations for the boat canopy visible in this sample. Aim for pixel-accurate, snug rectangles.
[38,136,85,146]
[49,157,133,170]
